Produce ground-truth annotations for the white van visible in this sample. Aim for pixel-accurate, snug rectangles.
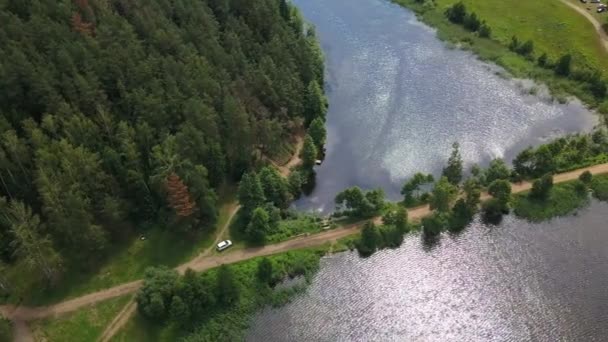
[216,240,233,251]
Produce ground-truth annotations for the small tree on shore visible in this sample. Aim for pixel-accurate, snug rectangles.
[555,54,572,76]
[530,174,554,200]
[579,171,593,185]
[442,142,463,185]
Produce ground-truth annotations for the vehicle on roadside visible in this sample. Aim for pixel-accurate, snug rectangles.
[216,240,233,251]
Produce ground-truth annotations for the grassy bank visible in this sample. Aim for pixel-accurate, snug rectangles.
[0,318,11,342]
[512,181,590,222]
[30,295,132,342]
[591,174,608,200]
[4,189,236,307]
[113,248,326,342]
[394,0,608,113]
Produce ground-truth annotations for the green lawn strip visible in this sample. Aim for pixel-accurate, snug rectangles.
[394,0,608,113]
[590,174,608,200]
[30,295,132,342]
[512,181,590,222]
[0,318,11,342]
[15,190,236,306]
[112,248,325,342]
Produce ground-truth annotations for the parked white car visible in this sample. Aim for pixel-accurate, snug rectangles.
[216,240,233,251]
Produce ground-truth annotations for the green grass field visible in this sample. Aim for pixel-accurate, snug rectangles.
[30,295,132,342]
[434,0,608,72]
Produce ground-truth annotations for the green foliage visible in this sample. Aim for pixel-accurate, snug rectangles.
[0,318,11,342]
[137,267,180,321]
[301,134,318,170]
[514,181,589,222]
[401,172,434,207]
[246,207,271,244]
[513,132,608,178]
[382,207,409,234]
[488,179,512,206]
[484,159,511,185]
[463,12,481,32]
[304,81,327,123]
[530,174,554,200]
[216,265,239,306]
[357,222,380,256]
[579,170,593,185]
[30,295,131,342]
[422,212,449,237]
[237,172,266,216]
[478,21,491,38]
[308,117,327,148]
[0,0,324,295]
[481,198,507,225]
[591,175,608,201]
[537,53,549,67]
[555,54,572,76]
[445,2,467,24]
[257,258,274,285]
[442,142,463,185]
[258,167,290,209]
[335,187,385,218]
[127,249,323,341]
[429,177,458,212]
[449,198,475,231]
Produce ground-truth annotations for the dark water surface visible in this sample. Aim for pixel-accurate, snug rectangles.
[294,0,597,213]
[247,201,608,341]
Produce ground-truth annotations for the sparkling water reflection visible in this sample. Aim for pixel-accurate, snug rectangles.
[294,0,598,213]
[247,201,608,341]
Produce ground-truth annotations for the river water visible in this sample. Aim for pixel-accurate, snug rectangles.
[294,0,597,213]
[247,201,608,341]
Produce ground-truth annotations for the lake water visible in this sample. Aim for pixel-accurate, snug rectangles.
[294,0,598,213]
[247,201,608,341]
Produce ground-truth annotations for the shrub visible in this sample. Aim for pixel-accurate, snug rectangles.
[481,198,507,225]
[530,174,553,200]
[555,54,572,76]
[579,171,593,185]
[445,2,467,24]
[591,176,608,201]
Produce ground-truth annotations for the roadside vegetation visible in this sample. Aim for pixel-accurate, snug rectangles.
[118,249,324,341]
[590,174,608,201]
[513,178,590,222]
[0,318,11,342]
[30,295,132,342]
[396,0,608,114]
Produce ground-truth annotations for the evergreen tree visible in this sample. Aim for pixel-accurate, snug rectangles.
[237,172,266,215]
[246,207,271,243]
[301,134,318,169]
[257,258,274,285]
[430,177,458,213]
[442,142,463,185]
[4,200,62,283]
[216,265,239,305]
[308,117,326,148]
[303,81,326,123]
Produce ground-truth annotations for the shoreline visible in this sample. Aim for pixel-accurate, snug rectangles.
[393,0,608,120]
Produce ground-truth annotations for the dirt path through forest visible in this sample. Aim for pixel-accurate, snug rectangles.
[2,162,608,340]
[560,0,608,52]
[94,134,303,341]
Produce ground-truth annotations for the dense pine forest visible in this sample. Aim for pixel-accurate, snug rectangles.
[0,0,324,285]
